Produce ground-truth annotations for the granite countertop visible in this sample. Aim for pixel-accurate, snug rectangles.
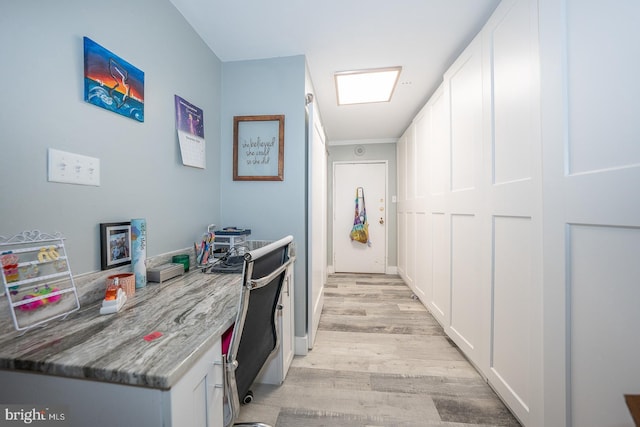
[0,270,241,390]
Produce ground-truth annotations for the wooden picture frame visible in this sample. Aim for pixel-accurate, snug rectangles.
[100,222,132,270]
[233,115,284,181]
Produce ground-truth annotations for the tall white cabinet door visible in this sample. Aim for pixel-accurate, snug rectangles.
[404,124,416,290]
[396,134,407,279]
[426,86,450,327]
[412,103,432,303]
[307,101,326,350]
[480,0,543,424]
[540,1,640,426]
[442,34,485,364]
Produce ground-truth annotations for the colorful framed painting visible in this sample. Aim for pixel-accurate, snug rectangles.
[83,37,145,122]
[100,222,132,270]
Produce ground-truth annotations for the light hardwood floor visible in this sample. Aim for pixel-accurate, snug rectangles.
[237,273,521,426]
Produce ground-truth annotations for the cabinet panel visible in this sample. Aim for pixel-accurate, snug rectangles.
[491,216,532,412]
[429,88,448,196]
[404,212,415,289]
[430,213,449,323]
[492,0,536,184]
[568,225,640,427]
[449,50,482,192]
[450,214,479,353]
[169,337,222,427]
[414,110,430,201]
[413,212,430,302]
[566,0,640,174]
[406,125,416,201]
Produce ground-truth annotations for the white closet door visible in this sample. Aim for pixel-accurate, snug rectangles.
[481,0,543,424]
[443,33,485,367]
[540,1,640,425]
[307,101,327,349]
[412,102,432,303]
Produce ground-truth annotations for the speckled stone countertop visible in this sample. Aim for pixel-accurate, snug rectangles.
[0,270,241,390]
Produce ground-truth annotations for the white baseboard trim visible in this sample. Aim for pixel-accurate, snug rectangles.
[327,265,398,275]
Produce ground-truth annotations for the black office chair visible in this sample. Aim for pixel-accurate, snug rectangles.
[223,235,295,427]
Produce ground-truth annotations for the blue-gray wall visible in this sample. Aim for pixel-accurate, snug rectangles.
[1,3,327,343]
[220,56,308,337]
[0,0,222,273]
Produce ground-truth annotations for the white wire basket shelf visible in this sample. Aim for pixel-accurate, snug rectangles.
[1,230,81,332]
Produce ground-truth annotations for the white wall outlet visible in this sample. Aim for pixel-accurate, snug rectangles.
[48,148,100,186]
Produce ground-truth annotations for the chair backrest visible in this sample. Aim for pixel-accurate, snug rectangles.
[225,235,294,420]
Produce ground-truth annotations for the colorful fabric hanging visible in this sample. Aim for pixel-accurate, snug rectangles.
[349,187,370,245]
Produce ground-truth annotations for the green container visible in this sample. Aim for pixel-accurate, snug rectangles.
[172,254,190,272]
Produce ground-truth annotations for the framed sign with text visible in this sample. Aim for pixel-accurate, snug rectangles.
[233,115,284,181]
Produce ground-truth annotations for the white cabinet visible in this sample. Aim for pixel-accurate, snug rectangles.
[396,0,542,424]
[166,337,223,426]
[0,337,223,427]
[256,264,294,385]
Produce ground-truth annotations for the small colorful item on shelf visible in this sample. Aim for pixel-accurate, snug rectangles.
[37,246,59,263]
[1,253,18,266]
[54,259,67,272]
[1,252,20,283]
[47,246,60,260]
[18,285,62,311]
[37,248,50,262]
[19,264,39,279]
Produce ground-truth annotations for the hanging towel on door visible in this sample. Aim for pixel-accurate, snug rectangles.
[349,187,370,245]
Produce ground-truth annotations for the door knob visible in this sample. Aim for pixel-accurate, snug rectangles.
[379,217,384,225]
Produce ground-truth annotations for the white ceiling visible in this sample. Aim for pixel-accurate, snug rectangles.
[168,0,500,144]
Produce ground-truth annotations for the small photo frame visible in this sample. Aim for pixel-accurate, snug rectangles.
[233,115,285,181]
[100,222,132,270]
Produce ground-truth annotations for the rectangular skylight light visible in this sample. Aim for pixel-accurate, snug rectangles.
[335,66,402,106]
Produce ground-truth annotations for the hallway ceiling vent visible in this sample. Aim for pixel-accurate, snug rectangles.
[335,66,402,106]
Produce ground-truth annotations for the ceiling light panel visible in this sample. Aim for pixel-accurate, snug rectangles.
[335,66,402,106]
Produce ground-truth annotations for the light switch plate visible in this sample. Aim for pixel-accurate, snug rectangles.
[48,148,100,186]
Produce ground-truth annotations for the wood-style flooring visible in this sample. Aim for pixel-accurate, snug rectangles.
[237,273,521,426]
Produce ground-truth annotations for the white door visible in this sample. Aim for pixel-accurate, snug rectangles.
[306,100,326,349]
[333,162,387,273]
[539,1,640,426]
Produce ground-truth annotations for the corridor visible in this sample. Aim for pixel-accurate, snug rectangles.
[237,273,520,426]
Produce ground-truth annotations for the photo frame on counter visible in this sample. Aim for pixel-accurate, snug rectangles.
[100,222,132,270]
[233,115,285,181]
